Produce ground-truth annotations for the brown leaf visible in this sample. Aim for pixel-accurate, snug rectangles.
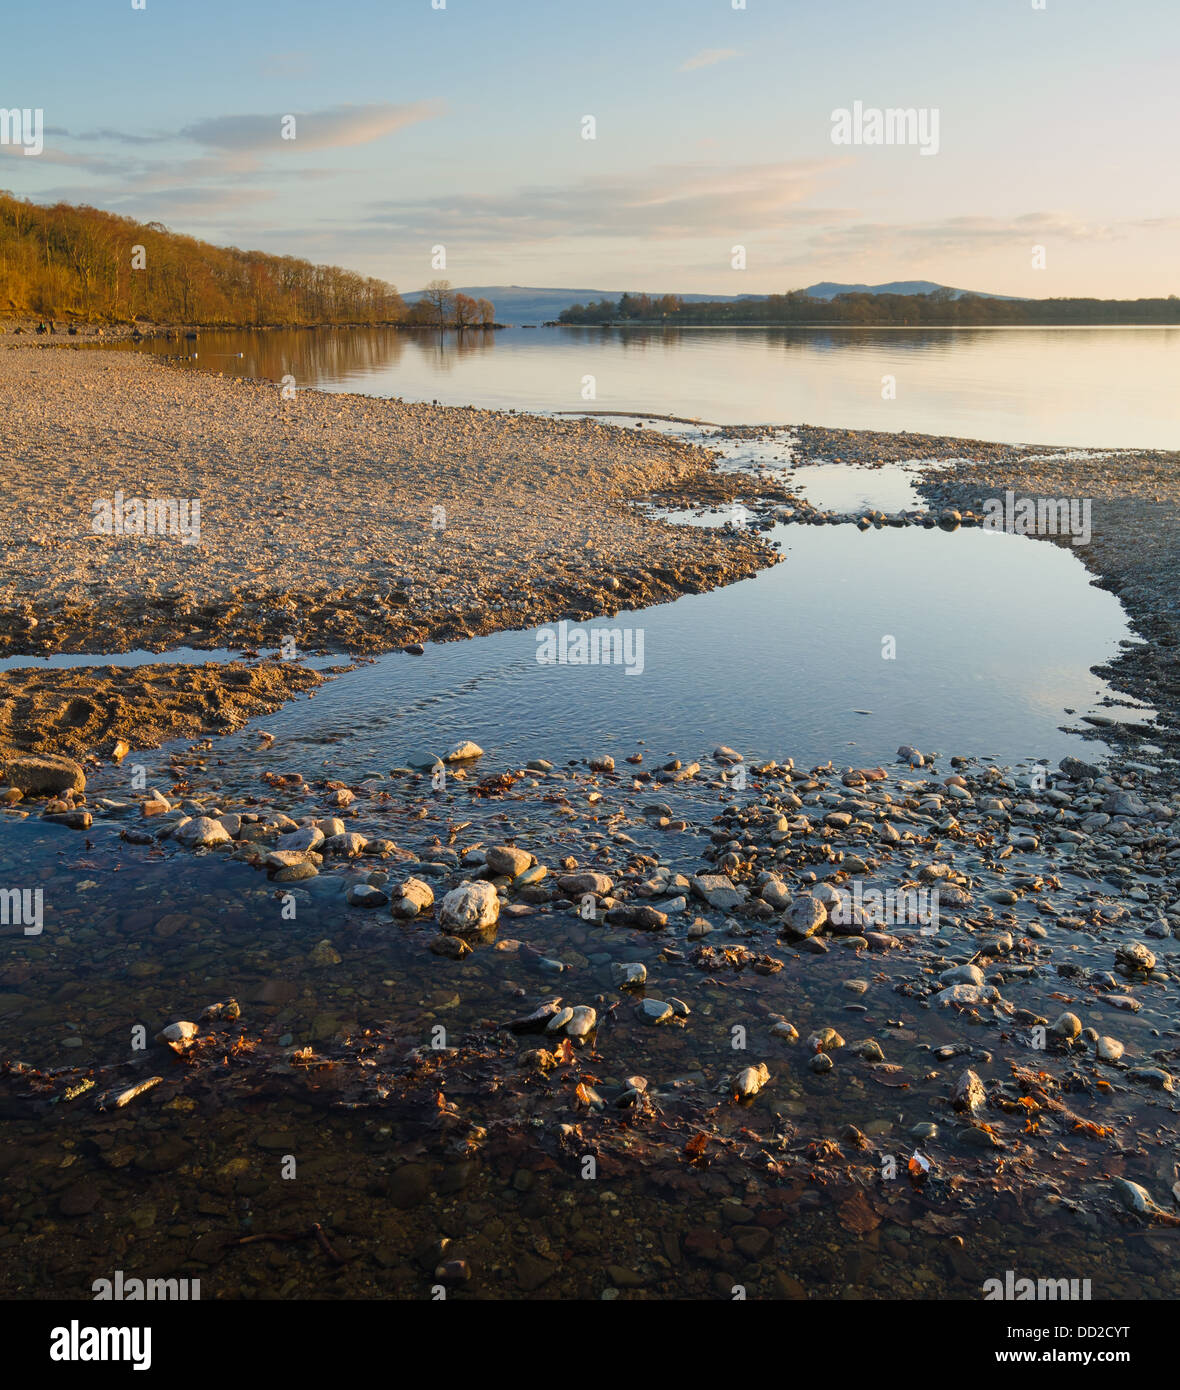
[837,1189,881,1234]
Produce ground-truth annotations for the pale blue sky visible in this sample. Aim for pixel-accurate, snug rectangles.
[2,0,1177,296]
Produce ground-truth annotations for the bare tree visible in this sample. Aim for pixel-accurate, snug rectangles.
[422,278,455,326]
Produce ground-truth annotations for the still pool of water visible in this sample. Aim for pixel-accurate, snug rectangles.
[110,324,1180,449]
[190,516,1142,780]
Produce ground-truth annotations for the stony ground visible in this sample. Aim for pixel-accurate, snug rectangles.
[0,342,773,660]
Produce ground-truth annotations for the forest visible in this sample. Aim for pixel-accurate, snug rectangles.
[0,194,492,327]
[557,287,1180,326]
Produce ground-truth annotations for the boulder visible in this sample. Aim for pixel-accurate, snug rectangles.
[440,880,500,932]
[0,753,85,795]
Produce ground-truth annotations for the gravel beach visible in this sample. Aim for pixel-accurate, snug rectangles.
[0,342,773,659]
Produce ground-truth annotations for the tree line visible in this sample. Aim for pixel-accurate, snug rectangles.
[0,193,494,327]
[558,287,1180,326]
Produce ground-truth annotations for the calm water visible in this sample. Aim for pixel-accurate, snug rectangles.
[116,324,1180,448]
[208,519,1141,777]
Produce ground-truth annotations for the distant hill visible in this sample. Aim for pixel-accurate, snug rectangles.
[408,282,1004,322]
[803,280,1006,300]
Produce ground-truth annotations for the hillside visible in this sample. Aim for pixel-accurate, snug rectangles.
[0,193,405,325]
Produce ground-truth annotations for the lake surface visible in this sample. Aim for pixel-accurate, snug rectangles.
[116,324,1180,449]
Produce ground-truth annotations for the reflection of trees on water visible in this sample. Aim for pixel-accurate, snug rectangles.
[125,326,498,384]
[573,325,1013,357]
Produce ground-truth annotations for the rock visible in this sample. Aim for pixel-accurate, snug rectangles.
[1103,790,1150,818]
[809,1052,833,1074]
[1059,756,1099,781]
[1129,1067,1174,1092]
[394,877,436,917]
[155,1021,198,1046]
[1096,1036,1125,1063]
[782,894,828,938]
[1051,1012,1083,1040]
[0,752,85,795]
[200,999,240,1022]
[589,755,615,772]
[760,878,792,911]
[1112,1178,1159,1215]
[265,848,315,872]
[429,934,472,959]
[770,1021,798,1041]
[486,845,534,877]
[807,1027,845,1052]
[279,825,324,853]
[443,740,484,762]
[940,963,985,987]
[952,1068,987,1113]
[732,1062,771,1099]
[440,881,500,932]
[690,874,746,911]
[309,940,341,967]
[316,817,346,838]
[637,999,674,1025]
[347,883,388,908]
[273,860,318,882]
[1115,941,1155,972]
[566,1005,597,1038]
[611,961,647,989]
[545,1006,575,1034]
[937,983,999,1008]
[713,746,743,764]
[507,998,565,1033]
[324,831,367,857]
[175,816,231,848]
[557,872,614,896]
[856,1039,885,1062]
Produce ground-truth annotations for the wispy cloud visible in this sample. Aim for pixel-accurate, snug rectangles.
[365,159,850,243]
[680,48,741,72]
[181,102,442,153]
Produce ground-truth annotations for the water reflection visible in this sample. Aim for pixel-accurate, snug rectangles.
[105,324,1180,447]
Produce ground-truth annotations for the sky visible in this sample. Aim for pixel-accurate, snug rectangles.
[2,0,1178,298]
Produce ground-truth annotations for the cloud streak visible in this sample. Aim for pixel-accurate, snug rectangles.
[367,159,851,242]
[680,48,741,72]
[181,102,442,153]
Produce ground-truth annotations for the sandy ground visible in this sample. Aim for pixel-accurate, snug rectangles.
[0,659,325,757]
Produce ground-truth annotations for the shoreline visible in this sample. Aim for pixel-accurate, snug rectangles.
[2,340,1179,1299]
[2,338,1178,767]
